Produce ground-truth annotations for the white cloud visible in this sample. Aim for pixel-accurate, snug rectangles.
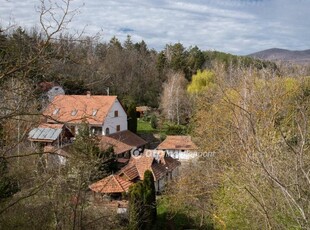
[0,0,309,55]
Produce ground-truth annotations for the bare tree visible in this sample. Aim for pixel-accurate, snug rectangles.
[160,71,191,125]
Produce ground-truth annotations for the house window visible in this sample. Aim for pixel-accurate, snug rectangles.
[114,110,118,117]
[116,125,120,132]
[105,128,110,135]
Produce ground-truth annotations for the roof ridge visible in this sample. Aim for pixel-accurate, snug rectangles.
[99,174,114,193]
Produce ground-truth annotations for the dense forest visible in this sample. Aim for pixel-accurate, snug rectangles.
[0,2,309,229]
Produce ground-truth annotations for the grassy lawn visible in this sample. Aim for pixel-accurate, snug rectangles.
[156,196,197,229]
[137,119,155,133]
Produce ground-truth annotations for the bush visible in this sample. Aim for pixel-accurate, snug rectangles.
[166,124,187,135]
[150,114,158,129]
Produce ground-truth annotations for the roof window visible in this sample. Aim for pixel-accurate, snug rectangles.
[71,109,78,116]
[92,109,98,116]
[53,108,60,115]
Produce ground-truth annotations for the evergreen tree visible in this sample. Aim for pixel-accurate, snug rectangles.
[143,170,157,228]
[127,103,138,133]
[185,46,205,80]
[128,182,145,230]
[72,121,100,158]
[128,170,157,230]
[71,121,113,182]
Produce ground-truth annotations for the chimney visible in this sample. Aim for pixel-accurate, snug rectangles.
[153,150,160,163]
[86,91,91,97]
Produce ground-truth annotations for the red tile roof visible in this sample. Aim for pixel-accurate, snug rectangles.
[157,135,198,150]
[99,136,132,155]
[99,130,147,155]
[43,94,117,125]
[108,130,147,147]
[118,150,180,181]
[90,150,180,194]
[39,123,64,129]
[89,174,133,194]
[119,164,140,181]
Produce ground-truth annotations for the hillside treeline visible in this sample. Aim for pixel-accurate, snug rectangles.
[1,27,282,108]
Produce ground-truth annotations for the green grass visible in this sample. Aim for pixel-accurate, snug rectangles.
[137,119,189,138]
[137,119,155,133]
[155,196,199,230]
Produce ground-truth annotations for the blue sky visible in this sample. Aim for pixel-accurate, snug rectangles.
[1,0,310,55]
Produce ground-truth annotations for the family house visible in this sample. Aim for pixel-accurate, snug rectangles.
[157,135,198,160]
[99,130,147,164]
[43,91,127,136]
[118,150,180,192]
[89,149,180,196]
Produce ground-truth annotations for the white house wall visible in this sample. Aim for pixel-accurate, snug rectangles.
[102,99,127,135]
[166,149,197,160]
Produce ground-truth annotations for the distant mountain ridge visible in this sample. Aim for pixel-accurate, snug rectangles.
[248,48,310,64]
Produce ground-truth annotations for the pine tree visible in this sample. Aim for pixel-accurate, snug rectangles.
[128,182,145,230]
[143,170,157,229]
[127,104,137,133]
[128,170,157,230]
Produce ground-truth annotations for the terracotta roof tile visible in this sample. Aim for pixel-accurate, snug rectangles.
[99,130,147,155]
[107,130,147,147]
[89,174,133,194]
[99,136,132,155]
[92,150,180,194]
[118,150,180,181]
[157,135,198,150]
[43,94,117,125]
[39,123,64,129]
[118,164,140,181]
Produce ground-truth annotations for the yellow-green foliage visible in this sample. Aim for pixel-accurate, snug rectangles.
[283,77,300,93]
[187,70,216,94]
[192,74,310,229]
